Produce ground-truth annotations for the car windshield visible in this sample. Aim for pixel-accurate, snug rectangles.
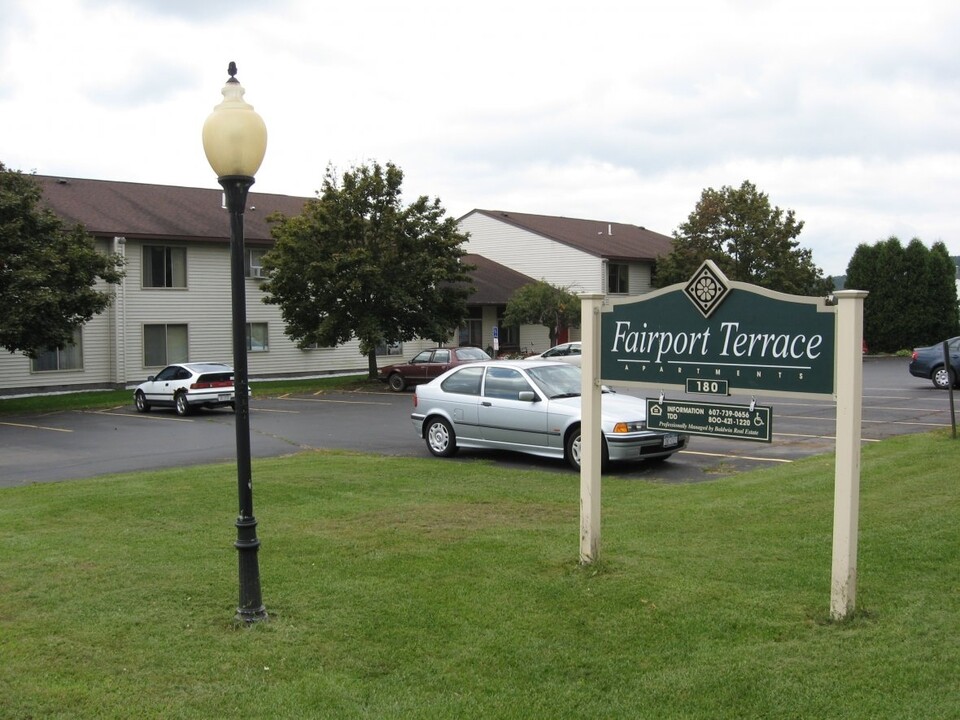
[526,364,582,398]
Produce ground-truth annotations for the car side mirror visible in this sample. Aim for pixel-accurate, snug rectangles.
[518,391,537,402]
[147,376,155,382]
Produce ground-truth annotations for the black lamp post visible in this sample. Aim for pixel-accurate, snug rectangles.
[202,61,268,624]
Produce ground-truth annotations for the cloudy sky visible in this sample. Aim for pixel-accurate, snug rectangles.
[1,0,957,276]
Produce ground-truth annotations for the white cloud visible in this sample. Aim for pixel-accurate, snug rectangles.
[1,0,958,277]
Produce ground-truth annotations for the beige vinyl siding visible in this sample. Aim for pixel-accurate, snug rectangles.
[0,311,114,393]
[460,213,601,293]
[122,240,369,381]
[629,262,653,295]
[0,238,117,393]
[604,261,653,297]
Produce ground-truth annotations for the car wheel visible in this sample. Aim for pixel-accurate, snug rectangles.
[425,417,457,457]
[932,365,953,390]
[565,427,609,472]
[174,391,192,416]
[134,390,151,413]
[388,373,407,392]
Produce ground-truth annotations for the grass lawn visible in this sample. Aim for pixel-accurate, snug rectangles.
[1,432,958,718]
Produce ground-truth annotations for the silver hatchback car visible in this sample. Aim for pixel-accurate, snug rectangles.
[412,359,687,471]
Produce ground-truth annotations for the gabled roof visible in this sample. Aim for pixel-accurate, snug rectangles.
[463,253,535,304]
[463,209,674,261]
[32,175,534,303]
[34,175,309,246]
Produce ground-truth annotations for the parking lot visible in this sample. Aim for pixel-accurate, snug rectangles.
[1,357,956,487]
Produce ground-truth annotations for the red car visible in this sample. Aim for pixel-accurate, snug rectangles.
[378,347,491,391]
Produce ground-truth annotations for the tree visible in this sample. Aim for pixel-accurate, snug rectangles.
[502,280,580,347]
[845,236,959,352]
[0,163,124,357]
[261,162,473,378]
[655,180,833,296]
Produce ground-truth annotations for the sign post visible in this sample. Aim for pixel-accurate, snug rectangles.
[579,294,604,563]
[580,261,866,621]
[830,290,867,620]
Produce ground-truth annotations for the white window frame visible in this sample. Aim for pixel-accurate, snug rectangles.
[247,322,269,352]
[142,245,187,289]
[608,262,629,294]
[31,328,84,372]
[247,248,267,280]
[143,323,188,367]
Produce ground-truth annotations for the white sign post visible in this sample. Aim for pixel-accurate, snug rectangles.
[579,293,605,563]
[830,290,867,620]
[580,267,867,620]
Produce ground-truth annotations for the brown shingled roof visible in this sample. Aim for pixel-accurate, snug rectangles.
[32,176,535,303]
[34,175,309,246]
[463,254,535,304]
[466,209,674,261]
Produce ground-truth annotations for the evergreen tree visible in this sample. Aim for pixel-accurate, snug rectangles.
[845,236,958,352]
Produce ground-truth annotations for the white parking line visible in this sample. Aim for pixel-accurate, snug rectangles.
[861,418,951,427]
[80,410,193,422]
[774,432,881,443]
[680,450,792,463]
[0,420,72,433]
[278,394,392,406]
[864,404,952,412]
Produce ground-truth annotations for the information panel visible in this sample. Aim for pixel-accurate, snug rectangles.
[646,398,772,443]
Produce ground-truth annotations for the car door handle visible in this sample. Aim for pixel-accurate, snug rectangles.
[482,401,492,407]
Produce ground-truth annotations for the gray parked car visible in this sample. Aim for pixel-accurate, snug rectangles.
[411,359,687,471]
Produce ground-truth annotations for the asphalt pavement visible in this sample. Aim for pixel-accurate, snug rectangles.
[1,357,955,487]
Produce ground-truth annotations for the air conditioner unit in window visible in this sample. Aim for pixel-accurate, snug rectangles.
[250,266,265,279]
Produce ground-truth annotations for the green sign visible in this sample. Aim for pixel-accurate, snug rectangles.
[646,398,773,443]
[600,262,836,397]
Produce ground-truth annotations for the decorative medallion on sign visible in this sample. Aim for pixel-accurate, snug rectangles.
[684,260,731,318]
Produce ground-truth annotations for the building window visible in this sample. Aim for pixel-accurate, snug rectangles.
[247,323,268,352]
[458,306,484,347]
[459,319,483,347]
[608,263,629,294]
[494,305,519,348]
[143,246,187,288]
[32,329,83,372]
[247,248,267,279]
[376,342,402,356]
[144,324,188,366]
